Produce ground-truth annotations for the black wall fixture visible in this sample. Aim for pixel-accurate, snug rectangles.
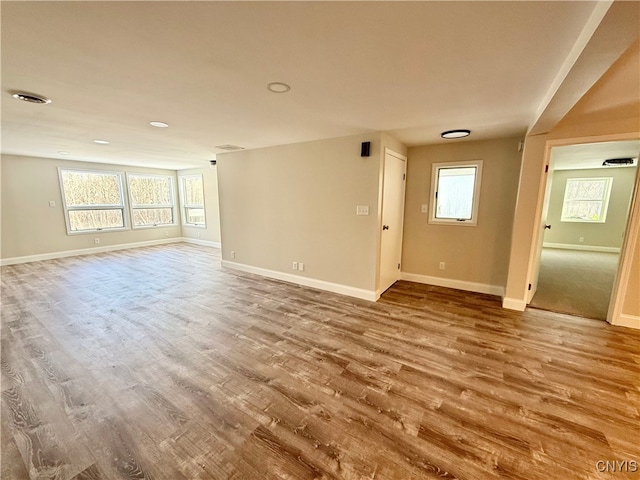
[361,141,371,157]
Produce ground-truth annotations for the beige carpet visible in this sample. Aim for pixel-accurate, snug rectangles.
[529,248,619,320]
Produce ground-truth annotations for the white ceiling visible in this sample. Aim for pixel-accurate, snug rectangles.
[0,1,615,169]
[551,140,640,171]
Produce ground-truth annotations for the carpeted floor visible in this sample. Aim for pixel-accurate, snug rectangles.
[529,248,620,321]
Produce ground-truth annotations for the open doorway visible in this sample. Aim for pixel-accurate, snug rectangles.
[530,140,639,320]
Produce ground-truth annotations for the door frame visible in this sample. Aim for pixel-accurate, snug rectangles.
[526,132,640,325]
[376,147,407,298]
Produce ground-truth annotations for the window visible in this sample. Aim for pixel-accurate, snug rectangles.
[127,174,176,228]
[59,169,127,233]
[429,160,483,225]
[178,175,206,227]
[561,177,613,223]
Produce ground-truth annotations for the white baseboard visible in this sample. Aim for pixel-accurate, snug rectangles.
[612,314,640,330]
[400,272,504,297]
[0,238,182,266]
[543,242,620,253]
[502,297,527,311]
[221,260,377,302]
[181,237,221,248]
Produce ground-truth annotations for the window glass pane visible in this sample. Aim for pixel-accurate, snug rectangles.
[561,178,611,222]
[129,176,172,206]
[186,208,205,225]
[68,209,124,231]
[183,176,204,205]
[435,167,476,220]
[61,171,122,206]
[132,208,173,226]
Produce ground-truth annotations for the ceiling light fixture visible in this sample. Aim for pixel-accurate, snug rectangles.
[215,144,244,151]
[150,121,169,128]
[267,82,291,93]
[602,157,635,166]
[441,129,471,139]
[11,91,52,104]
[94,139,110,145]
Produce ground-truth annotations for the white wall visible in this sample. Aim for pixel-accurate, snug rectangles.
[1,154,182,262]
[217,133,388,297]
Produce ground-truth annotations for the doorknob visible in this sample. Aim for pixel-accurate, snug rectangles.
[382,225,389,230]
[544,224,551,230]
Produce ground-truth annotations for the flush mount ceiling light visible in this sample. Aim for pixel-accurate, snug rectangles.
[602,157,635,166]
[93,139,110,145]
[150,121,169,128]
[11,90,52,104]
[267,82,291,93]
[441,129,471,139]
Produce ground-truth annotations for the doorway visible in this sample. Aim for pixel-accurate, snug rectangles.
[530,140,639,320]
[378,148,407,295]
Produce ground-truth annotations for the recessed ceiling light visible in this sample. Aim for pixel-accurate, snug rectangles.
[441,129,471,139]
[11,91,52,104]
[58,151,71,155]
[267,82,291,93]
[150,121,169,128]
[94,139,110,145]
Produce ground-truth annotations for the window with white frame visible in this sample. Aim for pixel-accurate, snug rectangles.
[178,175,206,227]
[59,169,127,233]
[127,174,176,228]
[429,160,483,225]
[561,177,613,223]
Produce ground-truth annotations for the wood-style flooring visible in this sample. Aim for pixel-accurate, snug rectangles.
[1,243,639,479]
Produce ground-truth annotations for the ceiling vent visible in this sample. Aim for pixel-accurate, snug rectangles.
[11,91,52,104]
[215,144,244,151]
[602,157,636,166]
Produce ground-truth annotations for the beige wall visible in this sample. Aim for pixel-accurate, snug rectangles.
[177,166,221,244]
[1,154,182,260]
[544,167,636,249]
[403,137,522,290]
[217,133,384,292]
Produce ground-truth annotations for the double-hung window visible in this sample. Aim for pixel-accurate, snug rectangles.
[127,174,176,228]
[178,175,206,227]
[429,160,483,226]
[561,177,613,223]
[59,169,127,233]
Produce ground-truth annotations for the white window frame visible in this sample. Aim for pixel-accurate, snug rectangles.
[58,168,129,235]
[178,174,206,228]
[561,177,613,223]
[126,173,177,229]
[429,160,483,226]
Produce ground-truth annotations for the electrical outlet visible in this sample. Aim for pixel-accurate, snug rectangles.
[292,262,298,270]
[231,251,236,259]
[439,262,445,270]
[579,236,584,243]
[94,238,100,245]
[164,231,169,237]
[48,200,56,207]
[421,204,428,213]
[197,232,201,238]
[298,263,304,272]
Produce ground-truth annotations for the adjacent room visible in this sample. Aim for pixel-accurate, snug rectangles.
[2,2,639,479]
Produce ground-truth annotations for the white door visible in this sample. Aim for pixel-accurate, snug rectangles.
[379,149,407,294]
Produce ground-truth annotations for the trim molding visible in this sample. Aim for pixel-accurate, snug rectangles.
[221,260,377,301]
[502,297,527,311]
[0,238,182,266]
[612,314,640,330]
[400,272,504,297]
[543,242,620,253]
[182,237,221,248]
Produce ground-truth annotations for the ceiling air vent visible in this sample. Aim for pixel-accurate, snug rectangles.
[215,144,244,151]
[11,91,52,104]
[602,157,635,166]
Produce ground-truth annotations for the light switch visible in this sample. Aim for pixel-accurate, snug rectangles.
[49,200,56,207]
[421,204,428,213]
[356,205,369,216]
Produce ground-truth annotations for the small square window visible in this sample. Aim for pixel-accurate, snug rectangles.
[429,160,483,226]
[561,177,613,223]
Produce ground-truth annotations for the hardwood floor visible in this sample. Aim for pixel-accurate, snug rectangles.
[1,243,639,480]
